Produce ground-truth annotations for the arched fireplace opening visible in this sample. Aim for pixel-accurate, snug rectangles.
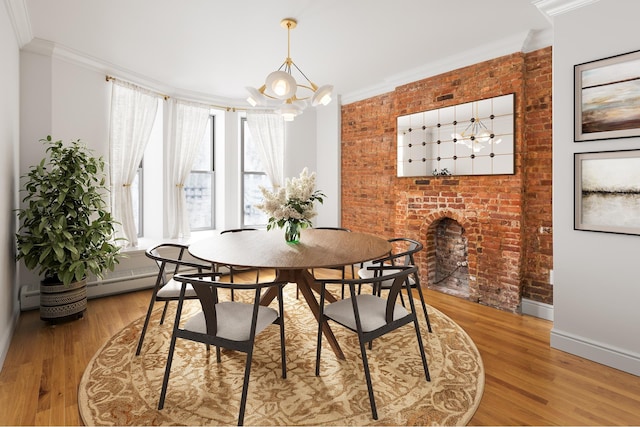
[427,217,470,299]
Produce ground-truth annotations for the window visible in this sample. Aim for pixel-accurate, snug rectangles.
[242,117,270,227]
[185,115,215,230]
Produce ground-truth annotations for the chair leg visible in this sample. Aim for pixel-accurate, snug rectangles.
[412,315,431,382]
[237,350,254,426]
[315,290,326,376]
[158,330,179,410]
[230,268,235,301]
[136,290,159,356]
[278,286,287,379]
[414,283,432,332]
[315,319,323,376]
[159,301,169,324]
[358,337,378,420]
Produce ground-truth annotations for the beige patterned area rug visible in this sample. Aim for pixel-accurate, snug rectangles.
[79,286,484,426]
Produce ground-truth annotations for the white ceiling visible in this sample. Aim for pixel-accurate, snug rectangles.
[22,0,552,105]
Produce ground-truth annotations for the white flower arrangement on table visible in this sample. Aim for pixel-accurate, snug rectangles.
[257,168,325,241]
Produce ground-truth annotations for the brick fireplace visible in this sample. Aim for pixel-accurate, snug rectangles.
[396,184,524,311]
[341,47,553,313]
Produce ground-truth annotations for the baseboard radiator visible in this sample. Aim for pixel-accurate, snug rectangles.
[19,250,158,311]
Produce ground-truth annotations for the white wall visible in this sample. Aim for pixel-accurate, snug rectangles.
[315,97,342,227]
[0,1,20,370]
[551,1,640,375]
[283,99,341,229]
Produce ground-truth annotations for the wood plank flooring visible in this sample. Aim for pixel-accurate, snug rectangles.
[1,275,639,425]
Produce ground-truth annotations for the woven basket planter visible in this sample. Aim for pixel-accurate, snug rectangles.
[39,278,87,323]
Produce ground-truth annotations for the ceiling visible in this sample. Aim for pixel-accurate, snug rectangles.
[22,0,552,105]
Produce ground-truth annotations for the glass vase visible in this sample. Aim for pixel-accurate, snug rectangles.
[284,221,301,244]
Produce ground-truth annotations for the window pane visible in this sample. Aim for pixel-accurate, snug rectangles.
[244,173,270,226]
[185,115,215,231]
[244,121,263,172]
[185,171,213,230]
[191,117,213,171]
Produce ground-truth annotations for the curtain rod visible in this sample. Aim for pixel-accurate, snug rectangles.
[105,75,245,112]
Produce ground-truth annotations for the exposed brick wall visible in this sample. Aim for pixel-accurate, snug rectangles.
[522,47,554,304]
[341,47,553,312]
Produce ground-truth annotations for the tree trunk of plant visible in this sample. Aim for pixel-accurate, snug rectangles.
[39,278,87,323]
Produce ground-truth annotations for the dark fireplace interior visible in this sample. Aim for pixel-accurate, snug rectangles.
[428,217,469,299]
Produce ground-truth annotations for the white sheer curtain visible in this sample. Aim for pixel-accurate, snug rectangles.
[109,81,159,247]
[166,100,211,239]
[246,111,285,187]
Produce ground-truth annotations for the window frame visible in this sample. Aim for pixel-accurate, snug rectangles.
[241,117,269,228]
[186,114,216,232]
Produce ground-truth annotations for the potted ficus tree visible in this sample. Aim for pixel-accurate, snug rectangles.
[16,136,122,323]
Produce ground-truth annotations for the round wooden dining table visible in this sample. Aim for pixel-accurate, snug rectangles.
[188,228,391,360]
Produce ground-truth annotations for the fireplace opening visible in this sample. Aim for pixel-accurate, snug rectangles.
[428,217,469,299]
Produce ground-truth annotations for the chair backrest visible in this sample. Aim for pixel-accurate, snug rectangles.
[146,243,210,285]
[330,265,418,322]
[374,266,418,322]
[220,228,258,234]
[387,237,423,266]
[173,272,285,340]
[314,227,351,232]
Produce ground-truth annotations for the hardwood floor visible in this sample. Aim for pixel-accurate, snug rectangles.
[1,277,639,425]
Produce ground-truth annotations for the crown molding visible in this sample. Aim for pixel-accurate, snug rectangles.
[21,38,243,109]
[341,29,552,105]
[4,0,32,47]
[532,0,600,20]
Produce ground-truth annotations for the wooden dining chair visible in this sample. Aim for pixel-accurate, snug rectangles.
[358,237,432,332]
[315,265,430,420]
[158,271,287,426]
[136,243,212,356]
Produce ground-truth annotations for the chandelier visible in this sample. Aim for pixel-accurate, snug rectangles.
[452,103,502,152]
[246,18,333,121]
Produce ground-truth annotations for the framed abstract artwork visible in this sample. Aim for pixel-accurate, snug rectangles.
[575,49,640,142]
[574,149,640,235]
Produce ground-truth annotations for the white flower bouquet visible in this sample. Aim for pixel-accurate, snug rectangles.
[257,168,325,242]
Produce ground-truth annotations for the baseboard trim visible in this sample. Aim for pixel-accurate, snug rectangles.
[521,298,554,321]
[551,328,640,376]
[0,307,20,372]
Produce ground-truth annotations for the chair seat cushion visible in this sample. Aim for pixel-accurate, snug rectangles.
[156,279,197,298]
[357,267,416,289]
[184,302,278,341]
[324,294,409,332]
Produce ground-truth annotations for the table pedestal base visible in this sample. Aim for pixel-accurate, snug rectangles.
[261,268,344,360]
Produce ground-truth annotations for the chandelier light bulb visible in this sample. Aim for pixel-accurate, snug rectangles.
[277,102,302,121]
[311,85,333,106]
[274,80,288,96]
[265,71,296,100]
[476,130,492,143]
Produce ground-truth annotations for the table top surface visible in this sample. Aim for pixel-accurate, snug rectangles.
[188,228,391,270]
